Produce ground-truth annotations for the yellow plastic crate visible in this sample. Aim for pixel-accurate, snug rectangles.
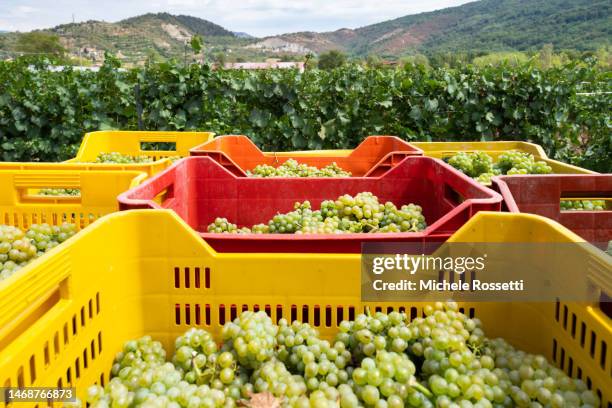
[412,141,594,174]
[286,141,593,174]
[284,141,547,159]
[64,130,215,175]
[0,162,167,179]
[0,169,146,230]
[412,141,549,158]
[0,211,609,406]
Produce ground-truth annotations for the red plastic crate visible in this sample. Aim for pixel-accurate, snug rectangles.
[189,135,423,177]
[494,174,612,242]
[119,156,502,253]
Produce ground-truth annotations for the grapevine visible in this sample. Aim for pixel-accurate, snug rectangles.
[1,58,608,173]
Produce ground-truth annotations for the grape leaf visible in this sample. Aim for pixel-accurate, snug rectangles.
[238,392,281,408]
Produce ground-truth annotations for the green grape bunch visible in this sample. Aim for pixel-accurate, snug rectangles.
[448,152,475,177]
[277,319,352,390]
[172,328,220,384]
[448,150,553,185]
[471,152,494,176]
[38,188,81,196]
[247,159,351,178]
[495,151,553,175]
[207,218,251,234]
[0,222,77,281]
[560,199,606,211]
[207,192,426,235]
[251,359,307,401]
[79,302,601,408]
[221,311,279,370]
[475,173,495,186]
[92,152,155,164]
[111,335,167,375]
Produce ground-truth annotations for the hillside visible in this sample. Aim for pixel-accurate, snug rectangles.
[0,0,609,64]
[44,13,254,65]
[264,0,611,56]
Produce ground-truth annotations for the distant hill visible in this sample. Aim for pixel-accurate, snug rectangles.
[261,0,611,56]
[0,0,609,64]
[233,32,255,39]
[37,13,253,65]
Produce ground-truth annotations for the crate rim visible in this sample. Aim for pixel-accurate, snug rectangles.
[71,130,216,164]
[117,156,504,246]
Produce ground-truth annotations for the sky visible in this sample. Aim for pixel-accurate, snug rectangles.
[0,0,475,37]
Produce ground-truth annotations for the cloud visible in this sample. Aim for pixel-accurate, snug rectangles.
[166,0,210,7]
[0,0,474,36]
[162,0,475,35]
[15,5,39,14]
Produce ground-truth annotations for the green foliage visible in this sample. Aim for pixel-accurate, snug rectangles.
[400,54,430,69]
[304,53,317,70]
[472,52,530,67]
[145,49,164,65]
[365,55,383,68]
[318,50,347,70]
[594,46,612,69]
[190,35,203,54]
[212,52,226,66]
[351,0,611,57]
[15,32,65,56]
[0,58,609,173]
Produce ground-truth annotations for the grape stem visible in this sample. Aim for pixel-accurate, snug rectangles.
[410,379,433,398]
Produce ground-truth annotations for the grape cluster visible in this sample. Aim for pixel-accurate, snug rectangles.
[336,310,412,363]
[352,351,425,407]
[81,302,601,408]
[221,311,279,370]
[90,362,229,408]
[408,302,598,407]
[111,335,167,375]
[0,223,77,280]
[560,200,606,211]
[448,152,495,178]
[488,338,601,407]
[474,173,494,185]
[0,225,37,280]
[27,223,77,251]
[172,328,220,384]
[207,218,251,234]
[94,152,155,164]
[206,193,426,235]
[447,150,552,185]
[247,159,351,178]
[495,151,552,175]
[252,359,307,399]
[38,188,80,196]
[448,152,493,178]
[277,320,351,390]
